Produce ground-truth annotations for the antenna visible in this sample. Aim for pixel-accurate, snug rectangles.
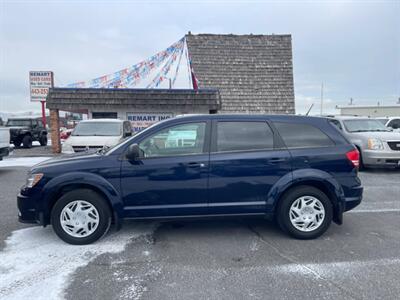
[306,103,314,116]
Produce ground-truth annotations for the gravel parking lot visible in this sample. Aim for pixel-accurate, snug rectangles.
[0,156,399,300]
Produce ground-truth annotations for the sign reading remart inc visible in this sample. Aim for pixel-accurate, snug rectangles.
[127,113,173,132]
[29,71,54,102]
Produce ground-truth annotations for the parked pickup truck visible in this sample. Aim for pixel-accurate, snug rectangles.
[0,127,12,160]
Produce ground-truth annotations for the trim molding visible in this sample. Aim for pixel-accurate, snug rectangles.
[124,201,265,210]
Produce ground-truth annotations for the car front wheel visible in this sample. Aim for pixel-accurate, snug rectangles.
[51,189,112,245]
[277,186,333,239]
[22,135,32,148]
[39,135,48,146]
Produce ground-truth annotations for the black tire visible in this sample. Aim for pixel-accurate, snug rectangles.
[51,189,112,245]
[13,139,21,148]
[358,153,365,171]
[39,135,48,146]
[277,186,333,240]
[356,147,365,171]
[22,135,32,148]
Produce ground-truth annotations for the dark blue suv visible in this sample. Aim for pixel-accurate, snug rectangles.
[18,114,363,244]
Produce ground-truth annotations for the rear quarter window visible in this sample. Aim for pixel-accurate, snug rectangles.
[216,121,274,152]
[274,122,335,148]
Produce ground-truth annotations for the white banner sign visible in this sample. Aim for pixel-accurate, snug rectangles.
[127,113,173,132]
[29,71,53,102]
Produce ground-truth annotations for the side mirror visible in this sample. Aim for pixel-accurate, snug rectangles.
[123,131,132,138]
[126,143,141,160]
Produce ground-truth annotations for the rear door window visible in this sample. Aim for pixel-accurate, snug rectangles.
[216,121,274,152]
[274,122,334,148]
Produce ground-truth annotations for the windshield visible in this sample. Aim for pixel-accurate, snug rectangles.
[343,119,390,132]
[72,122,122,136]
[376,118,388,125]
[6,119,31,127]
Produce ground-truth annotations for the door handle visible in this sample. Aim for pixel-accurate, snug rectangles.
[186,162,206,168]
[269,158,286,164]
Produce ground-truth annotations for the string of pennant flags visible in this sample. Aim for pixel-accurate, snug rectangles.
[67,37,198,89]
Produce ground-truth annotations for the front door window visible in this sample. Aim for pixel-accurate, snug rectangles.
[139,122,206,158]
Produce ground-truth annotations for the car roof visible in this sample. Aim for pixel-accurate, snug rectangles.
[173,113,329,122]
[326,115,374,120]
[80,118,124,123]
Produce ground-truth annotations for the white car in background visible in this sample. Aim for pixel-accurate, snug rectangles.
[62,119,132,153]
[376,117,400,132]
[0,126,12,160]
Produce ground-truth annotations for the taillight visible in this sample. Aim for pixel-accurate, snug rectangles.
[346,149,360,168]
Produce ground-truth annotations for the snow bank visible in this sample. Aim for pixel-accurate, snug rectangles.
[0,224,156,300]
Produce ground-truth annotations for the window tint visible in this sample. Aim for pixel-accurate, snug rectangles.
[139,122,206,157]
[329,119,342,130]
[217,122,274,152]
[388,119,400,129]
[274,122,334,148]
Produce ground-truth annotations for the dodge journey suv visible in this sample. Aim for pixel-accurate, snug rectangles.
[18,114,363,244]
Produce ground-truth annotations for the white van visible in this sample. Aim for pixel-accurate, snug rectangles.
[0,127,12,160]
[62,119,132,153]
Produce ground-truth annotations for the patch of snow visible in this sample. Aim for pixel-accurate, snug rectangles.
[0,223,157,300]
[0,157,51,168]
[276,258,400,278]
[119,267,161,300]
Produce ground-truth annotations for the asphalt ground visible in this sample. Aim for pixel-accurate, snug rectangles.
[0,162,399,300]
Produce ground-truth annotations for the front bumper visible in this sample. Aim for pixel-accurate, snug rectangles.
[17,192,43,225]
[362,149,400,167]
[0,146,12,159]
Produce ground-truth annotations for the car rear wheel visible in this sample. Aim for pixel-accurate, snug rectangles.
[51,189,112,245]
[39,135,48,146]
[277,186,333,239]
[22,135,32,148]
[13,139,21,148]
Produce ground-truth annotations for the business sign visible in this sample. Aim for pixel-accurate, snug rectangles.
[127,113,173,132]
[29,71,54,102]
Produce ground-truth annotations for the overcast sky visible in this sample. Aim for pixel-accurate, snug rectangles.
[0,0,399,115]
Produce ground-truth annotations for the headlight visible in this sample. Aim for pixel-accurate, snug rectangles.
[26,173,43,188]
[367,138,384,150]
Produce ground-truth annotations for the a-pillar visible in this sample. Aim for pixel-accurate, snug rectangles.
[50,109,61,153]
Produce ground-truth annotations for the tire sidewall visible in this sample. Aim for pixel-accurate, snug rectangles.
[40,135,48,146]
[278,186,333,239]
[51,189,111,245]
[22,135,32,148]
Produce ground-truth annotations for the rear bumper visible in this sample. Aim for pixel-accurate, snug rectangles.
[343,184,363,212]
[362,150,400,167]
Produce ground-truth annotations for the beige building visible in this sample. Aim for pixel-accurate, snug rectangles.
[337,104,400,117]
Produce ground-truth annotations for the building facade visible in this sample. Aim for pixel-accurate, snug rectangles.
[186,33,295,114]
[337,104,400,117]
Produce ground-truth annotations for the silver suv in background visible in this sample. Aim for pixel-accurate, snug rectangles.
[327,116,400,169]
[376,117,400,133]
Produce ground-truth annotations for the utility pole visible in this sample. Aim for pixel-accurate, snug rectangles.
[320,83,324,116]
